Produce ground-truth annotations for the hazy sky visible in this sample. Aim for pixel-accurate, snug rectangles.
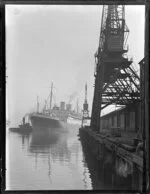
[6,5,145,126]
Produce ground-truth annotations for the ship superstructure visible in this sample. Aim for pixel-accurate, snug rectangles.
[30,83,82,129]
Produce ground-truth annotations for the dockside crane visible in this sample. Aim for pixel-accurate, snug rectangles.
[90,5,140,132]
[82,83,90,126]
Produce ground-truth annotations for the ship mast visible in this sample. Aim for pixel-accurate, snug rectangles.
[37,96,39,113]
[43,99,47,113]
[76,98,79,113]
[49,82,53,113]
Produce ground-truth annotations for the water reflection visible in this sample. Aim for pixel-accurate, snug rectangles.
[7,125,129,191]
[7,124,93,190]
[29,126,71,162]
[8,124,130,190]
[30,127,60,148]
[81,140,107,190]
[21,133,31,150]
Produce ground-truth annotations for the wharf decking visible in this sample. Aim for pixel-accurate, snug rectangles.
[80,127,143,169]
[79,126,143,190]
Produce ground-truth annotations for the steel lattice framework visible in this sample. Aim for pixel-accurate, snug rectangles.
[82,83,90,126]
[90,5,140,132]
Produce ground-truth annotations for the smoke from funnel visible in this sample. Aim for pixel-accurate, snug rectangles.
[68,92,78,103]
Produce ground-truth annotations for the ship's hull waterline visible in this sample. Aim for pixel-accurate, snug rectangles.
[29,112,82,131]
[30,114,65,129]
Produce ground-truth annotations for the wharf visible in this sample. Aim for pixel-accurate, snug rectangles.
[79,126,143,190]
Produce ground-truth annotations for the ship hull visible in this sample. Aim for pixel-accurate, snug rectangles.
[30,114,64,129]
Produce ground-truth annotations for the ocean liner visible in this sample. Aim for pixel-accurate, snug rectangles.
[29,83,82,129]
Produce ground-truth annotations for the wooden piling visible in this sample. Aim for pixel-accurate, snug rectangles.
[79,127,143,190]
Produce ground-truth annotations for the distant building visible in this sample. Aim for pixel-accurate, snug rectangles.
[100,103,140,132]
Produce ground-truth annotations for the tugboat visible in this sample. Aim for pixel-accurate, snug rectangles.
[19,117,32,132]
[9,116,32,133]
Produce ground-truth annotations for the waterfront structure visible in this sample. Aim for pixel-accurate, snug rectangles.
[100,103,140,132]
[82,83,90,126]
[80,4,149,192]
[90,5,140,133]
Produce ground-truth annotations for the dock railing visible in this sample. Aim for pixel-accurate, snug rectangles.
[111,127,121,137]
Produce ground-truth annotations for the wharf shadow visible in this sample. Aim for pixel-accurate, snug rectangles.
[80,138,134,191]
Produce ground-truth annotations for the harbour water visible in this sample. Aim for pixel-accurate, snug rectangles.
[6,124,92,190]
[6,123,132,190]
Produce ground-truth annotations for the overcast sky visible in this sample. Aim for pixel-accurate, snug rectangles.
[6,5,145,126]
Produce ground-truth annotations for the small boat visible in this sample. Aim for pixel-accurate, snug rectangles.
[9,117,32,133]
[9,127,20,132]
[19,123,32,132]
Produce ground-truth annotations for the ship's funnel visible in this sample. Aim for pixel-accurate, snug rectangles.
[60,101,65,110]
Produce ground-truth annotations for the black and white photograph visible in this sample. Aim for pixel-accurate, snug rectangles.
[3,1,149,192]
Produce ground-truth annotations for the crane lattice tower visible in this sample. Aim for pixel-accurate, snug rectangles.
[82,83,90,126]
[90,5,140,132]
